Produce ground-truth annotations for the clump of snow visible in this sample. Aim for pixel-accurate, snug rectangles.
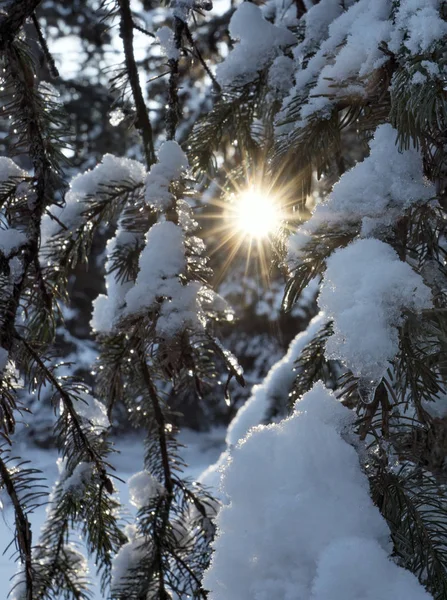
[216,3,295,87]
[0,228,27,255]
[203,382,431,600]
[157,26,180,60]
[111,525,150,592]
[144,141,188,211]
[311,536,432,600]
[61,462,94,496]
[299,0,348,55]
[268,56,295,97]
[287,124,434,266]
[128,470,165,508]
[156,280,204,338]
[41,154,145,245]
[389,0,447,55]
[124,221,185,313]
[277,0,392,130]
[201,312,328,492]
[72,391,109,430]
[0,157,27,182]
[91,224,141,334]
[124,221,204,338]
[227,311,328,446]
[319,238,433,381]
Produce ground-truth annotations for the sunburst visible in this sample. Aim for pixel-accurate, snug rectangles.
[198,160,306,290]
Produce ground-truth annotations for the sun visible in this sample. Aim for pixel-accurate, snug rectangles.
[232,187,282,239]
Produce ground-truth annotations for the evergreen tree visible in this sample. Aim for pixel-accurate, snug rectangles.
[0,0,242,598]
[1,0,447,599]
[201,1,447,599]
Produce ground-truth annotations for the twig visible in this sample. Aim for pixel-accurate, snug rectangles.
[137,348,174,597]
[118,0,156,167]
[132,21,156,39]
[184,23,221,94]
[31,12,59,77]
[0,0,42,50]
[0,454,33,600]
[16,332,114,491]
[166,18,185,141]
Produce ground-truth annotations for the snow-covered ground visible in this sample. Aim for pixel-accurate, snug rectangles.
[0,427,226,598]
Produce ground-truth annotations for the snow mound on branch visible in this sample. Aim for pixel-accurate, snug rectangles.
[111,525,149,592]
[201,312,328,491]
[203,382,432,600]
[216,3,295,87]
[128,470,165,508]
[61,462,94,496]
[277,0,447,137]
[124,221,185,312]
[124,221,204,338]
[144,140,188,210]
[268,56,295,96]
[319,238,432,381]
[0,228,27,255]
[41,154,146,244]
[389,0,447,55]
[71,391,109,430]
[156,26,180,61]
[277,0,392,128]
[312,536,432,600]
[91,224,142,334]
[226,311,328,446]
[0,157,27,181]
[287,124,434,265]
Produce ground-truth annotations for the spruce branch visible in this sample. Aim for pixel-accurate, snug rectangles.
[31,13,59,78]
[0,454,33,600]
[166,17,185,141]
[0,0,42,49]
[117,0,156,166]
[0,448,47,600]
[184,23,221,94]
[15,332,114,489]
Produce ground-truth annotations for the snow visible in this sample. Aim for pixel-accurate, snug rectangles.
[287,124,434,266]
[268,56,295,97]
[0,227,27,255]
[124,221,204,338]
[144,141,188,211]
[111,525,149,592]
[277,0,392,130]
[41,154,145,245]
[0,156,27,182]
[124,220,185,312]
[0,428,226,599]
[156,280,204,338]
[91,225,141,334]
[201,312,328,491]
[311,537,432,600]
[216,3,295,87]
[203,382,431,600]
[389,0,447,55]
[276,0,447,140]
[61,461,94,496]
[71,391,109,430]
[319,238,433,382]
[226,311,327,446]
[157,26,180,61]
[128,470,165,508]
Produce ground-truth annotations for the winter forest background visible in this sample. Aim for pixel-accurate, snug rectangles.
[0,0,446,598]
